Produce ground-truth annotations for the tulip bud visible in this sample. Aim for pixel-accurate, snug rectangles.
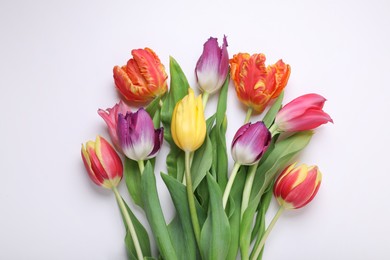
[230,53,290,113]
[97,100,131,152]
[81,136,123,189]
[274,93,333,132]
[171,88,206,152]
[195,36,229,94]
[231,121,271,165]
[274,163,322,209]
[117,108,164,161]
[113,48,168,104]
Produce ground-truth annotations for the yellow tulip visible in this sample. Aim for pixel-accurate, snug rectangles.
[171,88,206,152]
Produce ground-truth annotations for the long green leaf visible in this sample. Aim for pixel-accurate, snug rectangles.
[162,173,198,260]
[141,162,178,260]
[262,91,284,128]
[240,131,313,259]
[200,174,231,260]
[124,158,143,208]
[212,75,229,190]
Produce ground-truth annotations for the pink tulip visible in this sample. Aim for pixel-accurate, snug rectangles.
[81,136,123,189]
[274,93,333,132]
[98,100,131,152]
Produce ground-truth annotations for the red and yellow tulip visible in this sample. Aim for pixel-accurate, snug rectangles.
[113,48,168,104]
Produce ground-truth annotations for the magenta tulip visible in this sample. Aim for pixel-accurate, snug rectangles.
[195,36,229,94]
[231,121,271,165]
[117,108,163,161]
[274,93,333,132]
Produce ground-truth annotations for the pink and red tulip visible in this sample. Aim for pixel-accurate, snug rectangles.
[81,136,123,189]
[113,48,168,104]
[230,53,290,113]
[195,36,229,94]
[98,100,131,152]
[274,93,333,132]
[231,121,271,165]
[117,108,163,161]
[274,163,322,209]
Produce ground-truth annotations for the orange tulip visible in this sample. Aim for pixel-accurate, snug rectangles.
[113,48,168,103]
[230,53,290,113]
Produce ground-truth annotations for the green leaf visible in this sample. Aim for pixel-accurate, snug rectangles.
[120,200,151,259]
[124,158,143,208]
[226,167,246,260]
[162,174,198,260]
[161,57,190,144]
[240,131,313,259]
[141,162,178,260]
[211,75,229,190]
[166,147,185,180]
[250,184,274,260]
[146,96,162,118]
[200,174,231,260]
[191,135,213,191]
[262,91,284,128]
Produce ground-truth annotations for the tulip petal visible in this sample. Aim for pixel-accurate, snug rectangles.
[146,127,164,159]
[281,108,333,132]
[95,136,123,181]
[277,94,327,122]
[81,144,102,186]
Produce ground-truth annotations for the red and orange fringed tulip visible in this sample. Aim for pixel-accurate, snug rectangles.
[274,163,322,209]
[113,48,168,104]
[81,136,123,189]
[230,53,290,113]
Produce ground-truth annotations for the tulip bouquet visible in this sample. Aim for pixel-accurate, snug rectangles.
[81,36,332,260]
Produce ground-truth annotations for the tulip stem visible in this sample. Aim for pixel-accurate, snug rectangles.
[137,160,145,174]
[245,108,253,123]
[251,206,284,260]
[222,162,241,209]
[202,92,210,109]
[185,151,201,248]
[241,162,259,218]
[112,187,144,260]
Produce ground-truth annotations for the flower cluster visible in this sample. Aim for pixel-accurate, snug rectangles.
[80,36,332,260]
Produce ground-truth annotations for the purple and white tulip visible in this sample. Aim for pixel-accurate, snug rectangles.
[195,36,229,94]
[117,108,163,161]
[98,100,131,152]
[231,121,271,165]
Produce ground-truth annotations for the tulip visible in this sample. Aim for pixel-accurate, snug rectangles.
[171,88,206,246]
[117,108,164,162]
[230,53,290,114]
[195,36,229,95]
[231,121,271,166]
[113,48,168,103]
[81,136,123,189]
[251,163,322,259]
[274,163,322,209]
[97,100,131,152]
[171,88,206,152]
[273,93,333,133]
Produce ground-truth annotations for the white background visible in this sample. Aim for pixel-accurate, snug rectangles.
[1,0,389,259]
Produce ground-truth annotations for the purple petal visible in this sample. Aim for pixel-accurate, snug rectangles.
[232,123,251,148]
[195,37,221,78]
[147,127,164,159]
[218,35,229,84]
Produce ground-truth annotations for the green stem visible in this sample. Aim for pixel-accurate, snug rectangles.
[202,91,210,109]
[222,162,241,209]
[137,160,145,174]
[241,162,259,218]
[112,187,144,260]
[185,151,201,248]
[244,107,253,124]
[251,206,284,260]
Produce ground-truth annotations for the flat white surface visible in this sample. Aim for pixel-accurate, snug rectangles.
[1,0,389,259]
